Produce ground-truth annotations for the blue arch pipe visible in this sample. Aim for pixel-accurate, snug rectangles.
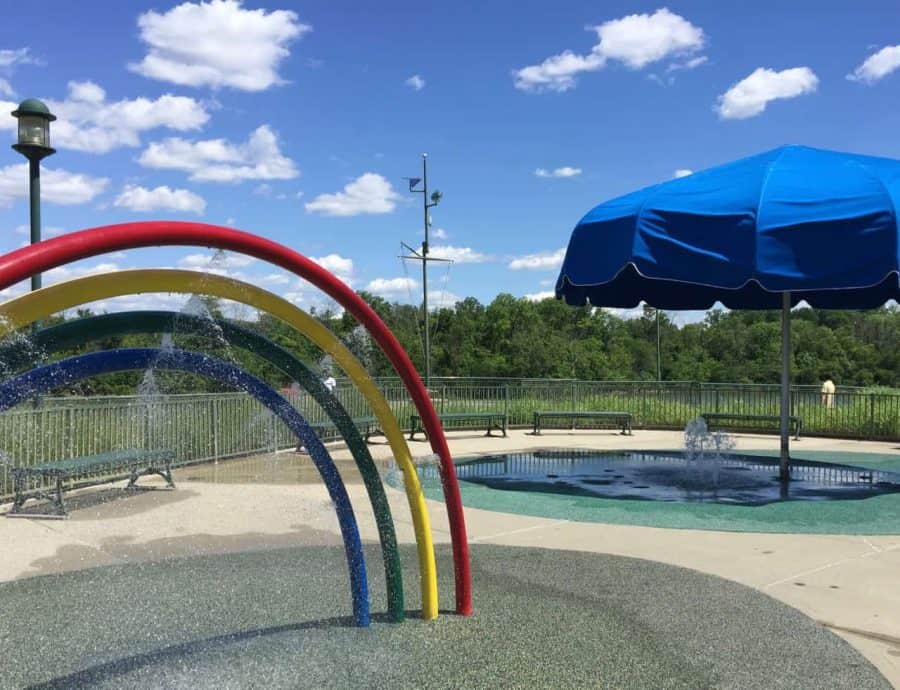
[0,348,370,627]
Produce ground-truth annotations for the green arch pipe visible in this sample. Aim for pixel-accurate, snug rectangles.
[0,310,404,622]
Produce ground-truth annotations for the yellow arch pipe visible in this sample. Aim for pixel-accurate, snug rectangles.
[0,269,439,619]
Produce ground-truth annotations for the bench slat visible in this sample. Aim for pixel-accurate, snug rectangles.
[408,412,508,440]
[533,411,633,436]
[21,450,175,475]
[701,413,802,440]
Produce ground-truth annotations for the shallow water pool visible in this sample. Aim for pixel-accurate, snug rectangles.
[450,450,900,506]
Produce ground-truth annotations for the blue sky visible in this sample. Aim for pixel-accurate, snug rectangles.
[0,1,898,319]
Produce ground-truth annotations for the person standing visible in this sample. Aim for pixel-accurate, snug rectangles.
[821,376,836,408]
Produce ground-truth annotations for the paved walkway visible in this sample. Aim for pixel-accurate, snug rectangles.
[2,429,898,686]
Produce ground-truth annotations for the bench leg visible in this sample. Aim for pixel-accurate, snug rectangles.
[7,472,67,518]
[10,473,26,514]
[127,466,176,490]
[161,461,175,488]
[54,477,67,517]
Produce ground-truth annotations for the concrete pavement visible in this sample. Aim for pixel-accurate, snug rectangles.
[2,429,898,686]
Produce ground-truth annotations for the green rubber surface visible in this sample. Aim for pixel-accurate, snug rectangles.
[425,449,900,534]
[0,543,887,689]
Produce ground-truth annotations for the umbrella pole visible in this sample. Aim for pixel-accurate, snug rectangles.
[779,291,791,481]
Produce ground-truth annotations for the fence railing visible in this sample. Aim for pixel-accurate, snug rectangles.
[2,379,898,499]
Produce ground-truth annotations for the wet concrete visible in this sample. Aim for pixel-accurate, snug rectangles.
[0,543,888,690]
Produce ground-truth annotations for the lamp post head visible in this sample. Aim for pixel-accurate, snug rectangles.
[11,98,56,161]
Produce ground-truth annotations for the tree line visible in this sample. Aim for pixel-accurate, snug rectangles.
[14,294,900,396]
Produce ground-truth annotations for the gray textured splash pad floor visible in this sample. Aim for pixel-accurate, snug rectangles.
[0,543,888,689]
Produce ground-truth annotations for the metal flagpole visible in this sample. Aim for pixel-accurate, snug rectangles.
[421,155,430,387]
[779,291,791,481]
[402,156,445,388]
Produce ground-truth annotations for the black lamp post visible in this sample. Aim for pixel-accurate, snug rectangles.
[11,98,56,295]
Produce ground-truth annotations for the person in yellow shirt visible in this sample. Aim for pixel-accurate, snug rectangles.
[821,376,836,408]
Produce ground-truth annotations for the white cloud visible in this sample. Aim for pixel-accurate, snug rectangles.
[180,251,256,270]
[14,224,65,237]
[524,290,555,302]
[406,74,425,91]
[305,173,400,216]
[432,227,448,239]
[429,245,488,263]
[253,183,273,197]
[114,184,206,214]
[508,248,566,271]
[716,67,818,120]
[139,125,298,182]
[604,306,646,320]
[260,272,291,286]
[666,55,708,73]
[594,8,705,69]
[0,164,108,206]
[0,48,37,68]
[0,79,14,98]
[514,8,704,92]
[514,51,604,93]
[130,0,310,91]
[312,253,354,280]
[366,276,417,297]
[848,45,900,84]
[177,252,255,284]
[168,253,258,285]
[428,290,461,309]
[535,166,582,178]
[0,81,210,154]
[673,168,693,178]
[44,261,122,284]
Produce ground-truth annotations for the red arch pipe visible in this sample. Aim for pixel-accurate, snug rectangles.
[0,221,472,616]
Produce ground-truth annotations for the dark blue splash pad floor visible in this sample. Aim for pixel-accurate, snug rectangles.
[454,450,900,506]
[0,542,888,689]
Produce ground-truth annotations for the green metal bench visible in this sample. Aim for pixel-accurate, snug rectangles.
[409,412,507,441]
[533,411,633,435]
[298,417,384,451]
[5,449,176,519]
[701,413,802,440]
[353,416,384,443]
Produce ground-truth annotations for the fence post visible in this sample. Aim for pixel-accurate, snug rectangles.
[441,386,447,414]
[503,384,509,422]
[67,406,75,459]
[211,397,219,463]
[269,410,277,453]
[715,387,720,414]
[571,381,577,412]
[869,393,876,439]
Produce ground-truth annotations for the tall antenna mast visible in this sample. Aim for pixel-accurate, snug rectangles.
[402,154,447,387]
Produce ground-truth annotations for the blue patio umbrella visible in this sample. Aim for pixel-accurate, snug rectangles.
[556,145,900,479]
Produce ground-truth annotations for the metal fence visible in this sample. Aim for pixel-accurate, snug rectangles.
[2,379,899,499]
